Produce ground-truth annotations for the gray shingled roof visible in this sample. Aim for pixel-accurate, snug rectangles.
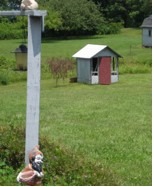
[141,15,152,28]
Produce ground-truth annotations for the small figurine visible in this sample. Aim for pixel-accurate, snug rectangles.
[17,145,44,186]
[20,0,38,10]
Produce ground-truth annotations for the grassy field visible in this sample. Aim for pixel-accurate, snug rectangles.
[0,28,152,85]
[0,28,152,185]
[0,28,152,65]
[0,73,152,185]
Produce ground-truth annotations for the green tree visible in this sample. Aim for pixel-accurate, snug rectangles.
[92,0,152,27]
[39,0,104,36]
[0,0,21,10]
[38,0,62,32]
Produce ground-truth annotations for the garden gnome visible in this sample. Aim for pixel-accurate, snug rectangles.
[20,0,38,10]
[17,145,44,186]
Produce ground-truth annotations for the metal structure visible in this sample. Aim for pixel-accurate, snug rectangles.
[0,10,47,164]
[73,44,122,85]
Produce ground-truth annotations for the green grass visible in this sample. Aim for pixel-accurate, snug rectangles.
[0,28,152,84]
[0,29,152,82]
[43,29,149,68]
[0,28,152,185]
[0,74,152,185]
[0,28,152,65]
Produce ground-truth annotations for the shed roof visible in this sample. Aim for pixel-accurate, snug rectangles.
[72,44,121,59]
[140,15,152,28]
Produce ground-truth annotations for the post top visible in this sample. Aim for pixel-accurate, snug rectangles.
[0,10,47,17]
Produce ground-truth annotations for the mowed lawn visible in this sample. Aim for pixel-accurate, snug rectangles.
[0,28,152,65]
[0,28,152,185]
[0,73,152,185]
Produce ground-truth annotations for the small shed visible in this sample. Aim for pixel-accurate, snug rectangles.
[72,44,122,85]
[140,15,152,47]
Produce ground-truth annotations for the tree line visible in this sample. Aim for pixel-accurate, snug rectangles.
[0,0,152,38]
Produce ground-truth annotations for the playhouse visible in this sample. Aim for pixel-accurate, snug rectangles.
[72,44,122,85]
[140,15,152,47]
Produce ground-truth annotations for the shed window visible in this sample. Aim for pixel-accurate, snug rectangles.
[92,58,98,71]
[149,30,152,37]
[111,58,118,75]
[112,58,116,71]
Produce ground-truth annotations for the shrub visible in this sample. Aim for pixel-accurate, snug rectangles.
[40,137,120,186]
[47,57,75,86]
[120,64,151,74]
[0,71,9,85]
[0,22,22,40]
[0,125,121,186]
[0,56,27,84]
[0,56,15,70]
[0,124,25,186]
[0,56,12,84]
[99,22,122,35]
[0,125,25,169]
[0,17,27,40]
[119,58,151,74]
[0,161,16,186]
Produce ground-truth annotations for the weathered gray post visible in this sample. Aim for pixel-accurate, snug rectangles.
[0,10,47,164]
[25,13,43,164]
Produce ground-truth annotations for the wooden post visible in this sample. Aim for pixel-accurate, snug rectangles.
[25,15,42,164]
[0,10,47,164]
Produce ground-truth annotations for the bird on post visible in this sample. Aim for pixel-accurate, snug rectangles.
[17,145,44,186]
[20,0,38,10]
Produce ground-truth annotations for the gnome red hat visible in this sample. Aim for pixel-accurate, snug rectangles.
[28,145,43,163]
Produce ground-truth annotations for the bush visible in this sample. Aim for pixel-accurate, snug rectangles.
[0,56,15,70]
[0,22,23,40]
[0,125,121,186]
[0,17,27,40]
[119,58,151,74]
[0,124,25,186]
[99,22,122,35]
[0,56,27,84]
[0,71,9,85]
[0,161,17,186]
[40,137,120,186]
[47,57,75,86]
[0,125,25,169]
[0,56,14,85]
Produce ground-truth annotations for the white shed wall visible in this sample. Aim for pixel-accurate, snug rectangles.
[142,28,152,47]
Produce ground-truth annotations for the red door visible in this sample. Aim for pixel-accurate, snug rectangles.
[99,57,111,85]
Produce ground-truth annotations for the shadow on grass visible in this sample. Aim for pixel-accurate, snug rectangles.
[41,35,105,43]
